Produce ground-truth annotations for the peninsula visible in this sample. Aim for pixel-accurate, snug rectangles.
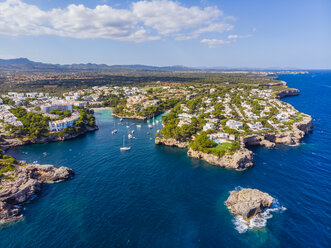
[0,150,74,224]
[0,93,97,148]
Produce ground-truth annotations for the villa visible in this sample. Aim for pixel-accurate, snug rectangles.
[49,115,80,131]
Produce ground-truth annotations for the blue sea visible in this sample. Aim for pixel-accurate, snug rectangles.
[1,71,330,248]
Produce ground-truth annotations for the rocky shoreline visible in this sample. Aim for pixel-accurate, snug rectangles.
[225,188,274,220]
[0,126,98,149]
[276,88,300,99]
[241,115,313,148]
[155,115,312,170]
[155,138,254,170]
[0,163,74,224]
[155,138,189,148]
[112,113,147,120]
[187,148,253,170]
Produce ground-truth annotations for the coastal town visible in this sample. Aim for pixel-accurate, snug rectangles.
[0,77,313,225]
[1,78,312,166]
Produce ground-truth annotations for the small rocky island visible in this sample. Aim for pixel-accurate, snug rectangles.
[225,188,274,220]
[0,162,74,224]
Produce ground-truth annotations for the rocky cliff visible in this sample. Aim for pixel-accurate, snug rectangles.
[155,138,188,148]
[242,115,313,147]
[0,163,74,224]
[225,188,274,220]
[0,126,98,149]
[187,148,253,171]
[112,113,147,120]
[276,88,300,99]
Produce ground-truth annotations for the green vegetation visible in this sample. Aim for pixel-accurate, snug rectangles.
[1,96,15,106]
[7,107,50,139]
[0,149,18,180]
[49,109,71,119]
[189,132,240,157]
[101,94,124,107]
[57,107,96,138]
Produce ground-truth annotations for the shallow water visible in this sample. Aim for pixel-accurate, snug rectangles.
[1,71,330,247]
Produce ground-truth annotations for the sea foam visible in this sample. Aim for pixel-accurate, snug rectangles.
[233,198,286,234]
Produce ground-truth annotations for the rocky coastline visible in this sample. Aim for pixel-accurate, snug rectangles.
[112,113,147,120]
[276,88,300,99]
[155,138,253,170]
[187,148,253,170]
[0,126,98,149]
[155,115,312,170]
[225,188,274,220]
[241,115,313,148]
[155,138,188,148]
[0,163,74,224]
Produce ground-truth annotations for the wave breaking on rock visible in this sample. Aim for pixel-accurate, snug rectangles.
[225,188,285,233]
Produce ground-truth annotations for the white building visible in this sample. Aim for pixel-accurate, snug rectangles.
[41,103,73,113]
[226,120,243,129]
[247,122,264,130]
[49,115,80,131]
[203,123,215,131]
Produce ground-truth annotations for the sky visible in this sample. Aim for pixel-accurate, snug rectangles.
[0,0,330,69]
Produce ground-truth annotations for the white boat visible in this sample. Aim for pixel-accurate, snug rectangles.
[152,115,155,126]
[148,124,153,129]
[112,130,118,134]
[136,124,142,128]
[156,120,159,124]
[128,134,133,139]
[147,120,150,123]
[120,118,123,122]
[131,130,135,134]
[120,135,131,151]
[126,126,130,128]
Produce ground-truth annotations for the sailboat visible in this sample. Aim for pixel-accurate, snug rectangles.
[120,135,131,151]
[152,115,155,126]
[112,122,118,134]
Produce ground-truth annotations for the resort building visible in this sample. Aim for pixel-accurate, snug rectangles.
[49,115,80,131]
[41,103,73,113]
[226,120,243,129]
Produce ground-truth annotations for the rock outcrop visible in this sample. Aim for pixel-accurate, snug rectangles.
[225,188,274,220]
[242,115,313,147]
[0,163,74,224]
[187,148,253,171]
[0,126,98,149]
[112,113,147,120]
[276,88,300,99]
[155,138,188,148]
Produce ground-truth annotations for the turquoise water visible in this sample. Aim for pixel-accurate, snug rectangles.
[1,71,330,247]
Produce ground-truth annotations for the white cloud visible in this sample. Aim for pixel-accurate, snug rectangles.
[227,34,251,40]
[201,39,231,48]
[201,33,252,48]
[0,0,235,42]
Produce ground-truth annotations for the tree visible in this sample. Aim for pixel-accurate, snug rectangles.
[190,132,216,151]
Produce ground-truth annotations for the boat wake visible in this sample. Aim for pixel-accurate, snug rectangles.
[232,198,286,234]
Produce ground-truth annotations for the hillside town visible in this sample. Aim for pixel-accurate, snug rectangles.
[0,81,310,160]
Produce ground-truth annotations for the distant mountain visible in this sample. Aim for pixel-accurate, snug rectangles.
[0,58,195,73]
[0,58,312,73]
